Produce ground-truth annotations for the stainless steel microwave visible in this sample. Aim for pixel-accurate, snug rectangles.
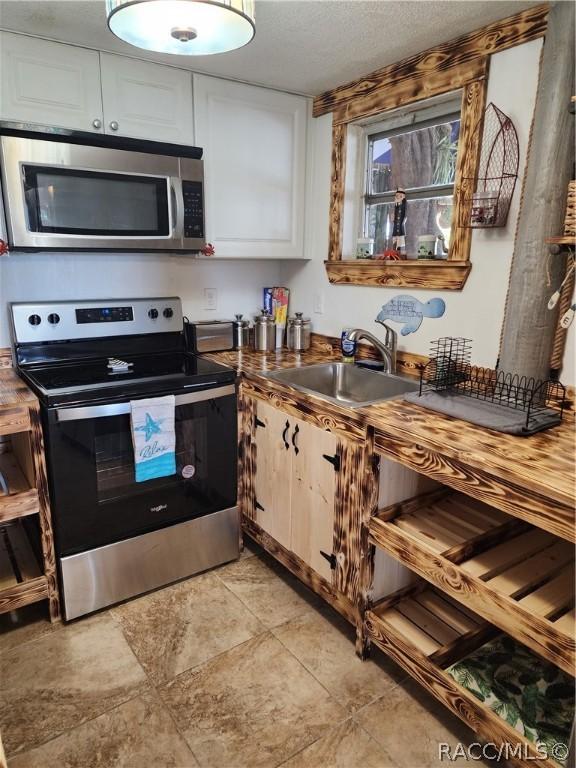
[0,123,205,252]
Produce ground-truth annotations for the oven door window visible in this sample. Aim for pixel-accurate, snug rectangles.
[94,407,211,501]
[22,165,170,236]
[47,396,237,555]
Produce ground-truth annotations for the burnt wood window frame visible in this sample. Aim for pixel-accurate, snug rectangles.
[312,3,549,290]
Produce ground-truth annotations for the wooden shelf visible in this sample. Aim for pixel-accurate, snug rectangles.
[324,260,472,290]
[368,582,496,667]
[0,520,47,614]
[365,582,563,768]
[369,489,575,675]
[0,452,40,523]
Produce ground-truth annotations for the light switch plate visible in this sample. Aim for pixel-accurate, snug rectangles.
[313,292,325,314]
[204,288,218,310]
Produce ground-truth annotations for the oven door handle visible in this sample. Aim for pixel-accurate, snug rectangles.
[55,384,235,422]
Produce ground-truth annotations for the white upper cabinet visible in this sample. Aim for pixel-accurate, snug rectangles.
[194,74,308,259]
[100,54,193,144]
[0,34,194,144]
[0,32,103,133]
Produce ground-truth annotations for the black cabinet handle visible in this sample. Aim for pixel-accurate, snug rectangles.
[320,550,337,569]
[282,420,290,449]
[291,424,300,454]
[255,416,265,429]
[322,453,341,471]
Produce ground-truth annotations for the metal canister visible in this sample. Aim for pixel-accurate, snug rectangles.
[253,310,276,352]
[233,314,251,349]
[287,312,311,351]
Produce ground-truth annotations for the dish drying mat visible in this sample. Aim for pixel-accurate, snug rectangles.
[404,390,562,435]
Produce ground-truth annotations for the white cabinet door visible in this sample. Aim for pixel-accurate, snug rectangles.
[100,54,193,144]
[0,32,103,132]
[194,74,308,258]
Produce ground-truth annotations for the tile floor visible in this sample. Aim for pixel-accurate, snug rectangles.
[0,543,488,768]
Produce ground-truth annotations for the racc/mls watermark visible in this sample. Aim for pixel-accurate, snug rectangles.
[439,742,570,763]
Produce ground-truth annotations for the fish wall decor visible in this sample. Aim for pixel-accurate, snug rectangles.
[376,295,446,335]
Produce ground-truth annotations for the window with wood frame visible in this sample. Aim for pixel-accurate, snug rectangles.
[363,100,461,258]
[313,3,548,290]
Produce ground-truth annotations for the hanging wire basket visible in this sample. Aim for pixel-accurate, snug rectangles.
[459,103,519,229]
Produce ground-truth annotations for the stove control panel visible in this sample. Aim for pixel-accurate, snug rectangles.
[11,298,183,344]
[76,306,134,324]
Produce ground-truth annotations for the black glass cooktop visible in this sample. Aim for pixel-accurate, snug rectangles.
[19,352,235,407]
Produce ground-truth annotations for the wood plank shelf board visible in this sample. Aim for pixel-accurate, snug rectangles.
[366,402,575,544]
[0,452,40,523]
[0,521,45,615]
[369,491,576,675]
[369,583,496,667]
[324,259,472,290]
[365,582,561,768]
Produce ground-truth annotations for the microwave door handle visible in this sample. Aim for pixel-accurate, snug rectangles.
[169,177,184,240]
[55,383,235,422]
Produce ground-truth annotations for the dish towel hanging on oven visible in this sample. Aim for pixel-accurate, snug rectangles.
[130,395,176,482]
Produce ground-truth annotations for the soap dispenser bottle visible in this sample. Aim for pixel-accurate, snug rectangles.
[340,329,356,363]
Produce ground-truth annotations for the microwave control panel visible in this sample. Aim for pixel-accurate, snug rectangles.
[182,181,204,239]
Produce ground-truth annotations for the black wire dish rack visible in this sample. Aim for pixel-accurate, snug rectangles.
[410,338,566,435]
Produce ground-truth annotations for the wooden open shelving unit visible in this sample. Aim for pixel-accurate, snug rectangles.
[365,582,560,768]
[0,452,40,522]
[0,368,59,620]
[365,488,575,767]
[369,489,575,674]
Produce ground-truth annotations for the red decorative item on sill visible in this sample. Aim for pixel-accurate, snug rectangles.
[0,239,9,255]
[201,242,215,256]
[375,249,403,261]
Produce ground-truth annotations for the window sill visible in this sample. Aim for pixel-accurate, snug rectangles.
[324,259,471,290]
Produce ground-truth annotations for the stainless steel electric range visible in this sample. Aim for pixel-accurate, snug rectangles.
[10,297,239,620]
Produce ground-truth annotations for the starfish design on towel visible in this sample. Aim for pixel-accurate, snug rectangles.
[135,413,163,442]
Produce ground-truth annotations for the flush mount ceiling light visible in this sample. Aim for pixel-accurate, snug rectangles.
[106,0,255,55]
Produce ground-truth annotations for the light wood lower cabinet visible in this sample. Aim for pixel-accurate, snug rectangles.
[252,400,293,550]
[290,419,337,582]
[252,399,338,583]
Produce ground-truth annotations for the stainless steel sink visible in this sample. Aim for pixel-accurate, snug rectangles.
[265,362,419,408]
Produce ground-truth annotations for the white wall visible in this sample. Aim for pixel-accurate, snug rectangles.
[0,251,281,346]
[281,40,561,376]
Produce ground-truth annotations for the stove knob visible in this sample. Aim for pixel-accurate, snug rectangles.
[163,307,174,319]
[47,313,60,325]
[148,308,159,320]
[28,314,41,326]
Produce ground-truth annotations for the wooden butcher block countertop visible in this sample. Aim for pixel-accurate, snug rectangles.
[0,367,38,409]
[206,343,575,543]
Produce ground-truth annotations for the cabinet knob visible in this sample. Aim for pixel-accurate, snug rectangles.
[109,121,119,132]
[92,118,102,129]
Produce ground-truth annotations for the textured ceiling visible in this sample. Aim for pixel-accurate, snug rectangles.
[0,0,540,95]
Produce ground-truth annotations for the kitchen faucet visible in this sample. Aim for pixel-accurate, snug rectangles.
[344,320,397,373]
